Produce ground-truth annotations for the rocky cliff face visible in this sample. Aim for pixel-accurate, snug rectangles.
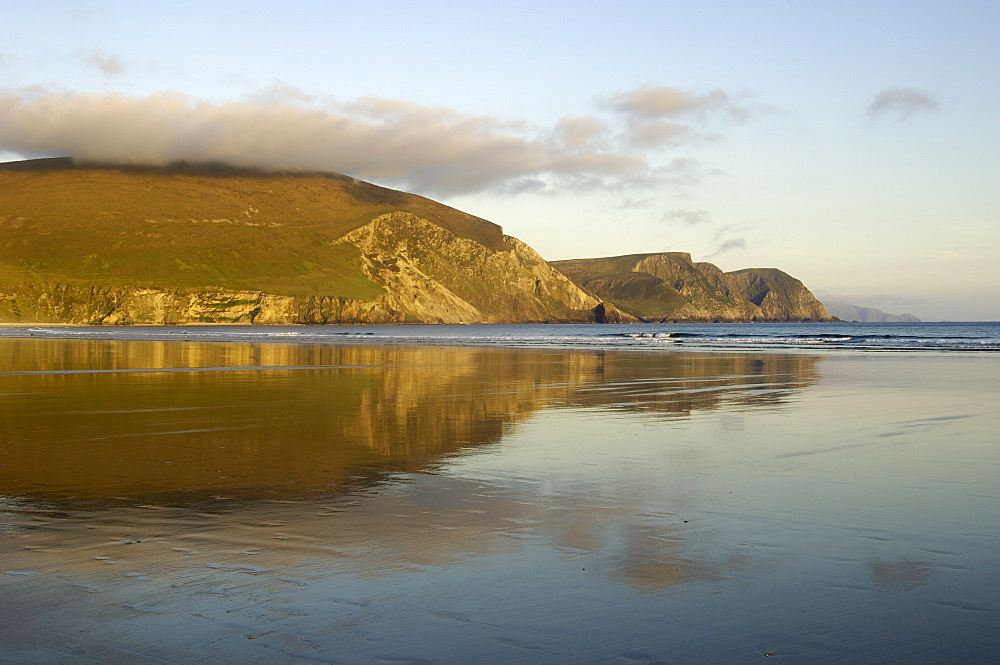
[726,268,832,321]
[0,212,629,325]
[336,212,633,323]
[552,253,834,322]
[0,160,628,325]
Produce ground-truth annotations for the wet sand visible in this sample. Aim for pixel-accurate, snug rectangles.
[1,339,998,663]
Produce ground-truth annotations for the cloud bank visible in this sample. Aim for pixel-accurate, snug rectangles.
[0,84,744,197]
[867,87,939,121]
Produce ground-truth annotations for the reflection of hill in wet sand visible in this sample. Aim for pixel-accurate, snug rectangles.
[1,338,820,499]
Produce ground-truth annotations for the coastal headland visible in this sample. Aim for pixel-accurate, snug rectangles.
[1,158,833,325]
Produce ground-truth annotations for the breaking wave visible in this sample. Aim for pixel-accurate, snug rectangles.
[3,322,999,353]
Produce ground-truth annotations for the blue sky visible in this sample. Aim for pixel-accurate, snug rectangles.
[2,0,998,320]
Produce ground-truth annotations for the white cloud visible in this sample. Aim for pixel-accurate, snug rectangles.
[607,84,754,148]
[614,197,655,210]
[661,209,711,226]
[706,222,753,257]
[553,115,609,151]
[609,84,744,120]
[0,83,748,197]
[867,87,939,121]
[82,50,127,75]
[244,81,316,106]
[708,237,747,256]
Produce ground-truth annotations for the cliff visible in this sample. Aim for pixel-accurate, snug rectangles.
[0,158,834,325]
[822,301,920,323]
[0,159,630,324]
[552,253,834,322]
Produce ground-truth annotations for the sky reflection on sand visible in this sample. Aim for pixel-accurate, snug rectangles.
[1,340,998,664]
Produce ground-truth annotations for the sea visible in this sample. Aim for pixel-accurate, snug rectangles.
[4,320,1000,352]
[2,320,998,664]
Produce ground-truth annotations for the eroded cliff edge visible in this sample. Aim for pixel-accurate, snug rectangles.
[551,253,834,322]
[0,160,630,324]
[1,212,633,324]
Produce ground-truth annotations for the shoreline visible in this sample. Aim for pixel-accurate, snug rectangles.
[0,321,996,354]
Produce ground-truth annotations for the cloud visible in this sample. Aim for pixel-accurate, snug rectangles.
[244,81,316,106]
[607,84,753,148]
[614,197,655,210]
[83,50,127,75]
[0,88,659,196]
[0,83,747,197]
[709,237,746,255]
[867,87,939,121]
[661,209,711,226]
[609,84,747,121]
[655,158,719,187]
[706,222,752,257]
[553,115,610,151]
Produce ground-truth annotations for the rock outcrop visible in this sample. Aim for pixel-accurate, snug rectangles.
[552,253,834,322]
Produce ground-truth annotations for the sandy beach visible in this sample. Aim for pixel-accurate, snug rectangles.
[2,337,998,663]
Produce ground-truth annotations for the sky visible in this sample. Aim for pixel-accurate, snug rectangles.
[2,0,999,320]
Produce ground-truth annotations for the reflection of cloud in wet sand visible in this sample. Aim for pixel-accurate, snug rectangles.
[0,335,822,658]
[2,475,740,664]
[0,470,731,610]
[870,556,931,593]
[4,341,997,664]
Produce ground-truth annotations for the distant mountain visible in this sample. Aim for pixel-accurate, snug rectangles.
[822,301,920,323]
[551,253,834,322]
[0,158,631,324]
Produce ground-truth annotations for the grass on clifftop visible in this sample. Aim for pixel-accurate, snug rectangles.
[551,255,689,318]
[0,159,505,298]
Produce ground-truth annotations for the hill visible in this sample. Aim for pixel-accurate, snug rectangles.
[551,253,834,322]
[0,159,630,324]
[822,301,920,323]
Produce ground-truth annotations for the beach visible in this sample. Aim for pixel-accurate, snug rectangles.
[1,334,998,663]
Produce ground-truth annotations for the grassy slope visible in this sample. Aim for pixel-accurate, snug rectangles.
[0,159,505,299]
[726,268,798,305]
[552,254,688,318]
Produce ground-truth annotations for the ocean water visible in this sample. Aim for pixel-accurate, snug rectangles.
[1,328,998,664]
[4,320,1000,352]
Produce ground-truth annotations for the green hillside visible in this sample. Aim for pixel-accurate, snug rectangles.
[0,158,617,324]
[551,255,688,318]
[0,158,503,300]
